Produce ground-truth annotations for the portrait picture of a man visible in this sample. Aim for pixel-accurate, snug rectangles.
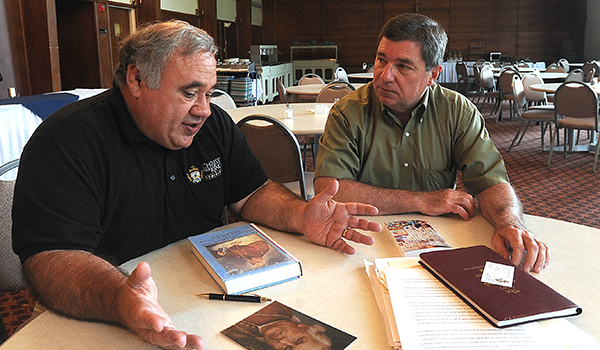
[222,301,356,350]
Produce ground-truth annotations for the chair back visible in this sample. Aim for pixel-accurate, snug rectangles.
[237,115,308,200]
[455,61,468,76]
[558,58,570,72]
[554,82,599,127]
[316,82,355,103]
[210,89,237,110]
[298,74,324,85]
[565,68,584,83]
[511,75,527,110]
[583,61,600,79]
[276,78,288,104]
[545,63,566,73]
[0,163,27,293]
[498,68,520,95]
[334,67,349,83]
[480,66,496,90]
[522,73,547,103]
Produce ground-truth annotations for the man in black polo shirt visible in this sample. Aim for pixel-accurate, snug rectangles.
[11,20,381,349]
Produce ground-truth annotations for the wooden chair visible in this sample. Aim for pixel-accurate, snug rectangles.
[237,115,314,200]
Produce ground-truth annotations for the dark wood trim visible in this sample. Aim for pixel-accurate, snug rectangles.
[236,0,251,59]
[5,0,31,95]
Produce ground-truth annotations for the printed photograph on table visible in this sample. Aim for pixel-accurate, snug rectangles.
[222,301,357,350]
[385,219,451,256]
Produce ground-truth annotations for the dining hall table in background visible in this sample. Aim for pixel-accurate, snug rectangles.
[226,102,332,156]
[1,213,598,349]
[347,72,373,82]
[492,72,568,82]
[285,83,365,99]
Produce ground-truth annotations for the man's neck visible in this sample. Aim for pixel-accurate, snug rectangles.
[396,110,413,125]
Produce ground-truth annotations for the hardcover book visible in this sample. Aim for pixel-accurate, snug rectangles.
[419,245,582,327]
[188,223,303,295]
[384,220,451,257]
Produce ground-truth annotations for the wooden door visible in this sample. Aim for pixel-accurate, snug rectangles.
[109,6,135,76]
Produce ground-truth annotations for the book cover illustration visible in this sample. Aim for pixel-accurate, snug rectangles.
[206,232,290,276]
[222,301,357,350]
[189,223,302,294]
[385,220,451,256]
[190,224,298,278]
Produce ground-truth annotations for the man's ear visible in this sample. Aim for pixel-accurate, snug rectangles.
[126,64,143,98]
[428,65,443,86]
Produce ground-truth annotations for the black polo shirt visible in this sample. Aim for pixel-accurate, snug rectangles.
[12,87,267,264]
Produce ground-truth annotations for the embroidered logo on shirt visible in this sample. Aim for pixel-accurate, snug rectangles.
[186,157,222,184]
[186,166,203,183]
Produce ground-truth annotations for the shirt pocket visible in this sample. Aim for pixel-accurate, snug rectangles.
[418,168,457,191]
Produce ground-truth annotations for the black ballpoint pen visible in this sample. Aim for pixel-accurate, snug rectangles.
[198,293,272,303]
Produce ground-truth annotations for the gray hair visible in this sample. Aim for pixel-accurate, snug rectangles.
[114,20,219,89]
[378,13,448,71]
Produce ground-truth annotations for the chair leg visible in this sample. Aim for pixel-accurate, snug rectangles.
[508,121,527,152]
[548,124,560,166]
[541,123,547,148]
[302,142,308,171]
[594,135,600,172]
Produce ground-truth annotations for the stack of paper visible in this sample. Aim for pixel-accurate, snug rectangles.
[365,258,600,350]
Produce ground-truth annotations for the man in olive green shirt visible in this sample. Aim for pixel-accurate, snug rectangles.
[315,13,550,273]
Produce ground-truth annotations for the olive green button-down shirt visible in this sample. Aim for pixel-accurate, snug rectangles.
[315,83,509,196]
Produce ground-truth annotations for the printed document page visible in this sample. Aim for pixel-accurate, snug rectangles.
[384,266,548,350]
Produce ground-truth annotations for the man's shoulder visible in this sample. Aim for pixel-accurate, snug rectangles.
[38,89,116,133]
[29,89,124,153]
[333,83,380,122]
[429,84,475,106]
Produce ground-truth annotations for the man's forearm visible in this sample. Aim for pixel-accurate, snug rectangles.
[23,250,127,323]
[315,177,424,215]
[238,182,307,233]
[477,183,524,229]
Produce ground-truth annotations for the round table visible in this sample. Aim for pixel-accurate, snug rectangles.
[226,103,332,136]
[4,214,600,349]
[286,83,365,96]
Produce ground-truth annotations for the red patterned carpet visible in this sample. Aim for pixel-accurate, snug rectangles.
[480,101,600,229]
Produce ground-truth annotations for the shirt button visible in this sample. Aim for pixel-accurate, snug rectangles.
[405,132,410,137]
[170,175,176,181]
[403,163,409,168]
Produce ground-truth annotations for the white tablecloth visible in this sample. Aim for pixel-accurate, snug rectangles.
[0,89,107,180]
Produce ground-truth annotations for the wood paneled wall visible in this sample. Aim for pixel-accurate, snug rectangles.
[275,0,586,72]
